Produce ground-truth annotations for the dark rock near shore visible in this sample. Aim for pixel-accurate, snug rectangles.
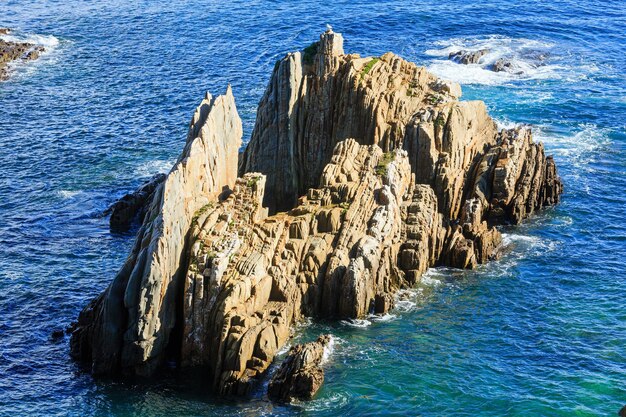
[268,335,331,402]
[0,30,47,81]
[492,58,524,74]
[104,173,166,230]
[449,49,489,64]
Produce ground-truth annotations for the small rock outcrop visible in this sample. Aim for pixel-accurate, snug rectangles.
[0,30,46,81]
[268,335,331,402]
[71,30,562,397]
[448,49,489,65]
[104,173,166,230]
[491,58,524,74]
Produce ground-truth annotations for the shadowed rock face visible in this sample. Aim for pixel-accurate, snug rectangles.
[105,173,167,231]
[71,30,562,395]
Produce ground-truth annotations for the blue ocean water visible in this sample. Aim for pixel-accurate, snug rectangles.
[0,1,625,415]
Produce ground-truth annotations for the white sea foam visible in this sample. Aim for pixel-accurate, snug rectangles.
[340,318,371,328]
[394,288,423,313]
[369,313,397,322]
[0,32,60,49]
[0,30,62,80]
[394,293,417,312]
[134,159,175,178]
[420,270,444,287]
[320,335,335,364]
[276,343,291,356]
[424,35,592,86]
[500,232,557,256]
[58,190,82,199]
[533,124,609,161]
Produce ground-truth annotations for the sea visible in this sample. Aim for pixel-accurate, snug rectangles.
[0,1,624,415]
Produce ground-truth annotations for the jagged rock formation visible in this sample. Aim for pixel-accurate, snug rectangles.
[104,173,166,231]
[239,30,460,214]
[268,335,331,402]
[0,29,46,81]
[70,87,242,376]
[180,138,411,394]
[71,30,562,396]
[448,49,490,65]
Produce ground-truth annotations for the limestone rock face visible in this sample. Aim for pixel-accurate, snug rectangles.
[240,29,460,214]
[180,139,413,394]
[70,87,242,376]
[267,335,331,402]
[71,30,562,397]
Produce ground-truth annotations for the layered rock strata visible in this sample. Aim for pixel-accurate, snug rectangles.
[268,335,331,402]
[239,29,460,214]
[71,30,562,395]
[180,138,412,394]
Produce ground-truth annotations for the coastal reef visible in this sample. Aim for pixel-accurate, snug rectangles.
[70,30,562,397]
[0,28,46,81]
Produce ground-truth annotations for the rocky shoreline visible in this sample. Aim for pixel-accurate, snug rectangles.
[0,28,46,81]
[70,30,562,399]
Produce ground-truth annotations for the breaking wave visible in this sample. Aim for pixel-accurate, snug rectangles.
[134,159,175,178]
[424,35,596,85]
[340,318,371,328]
[0,31,60,49]
[0,30,62,80]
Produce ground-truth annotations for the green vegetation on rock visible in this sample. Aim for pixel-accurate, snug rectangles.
[375,152,395,176]
[303,42,320,65]
[361,58,380,79]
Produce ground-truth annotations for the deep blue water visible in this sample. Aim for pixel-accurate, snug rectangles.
[1,1,625,416]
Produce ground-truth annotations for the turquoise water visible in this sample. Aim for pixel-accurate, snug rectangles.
[1,1,625,415]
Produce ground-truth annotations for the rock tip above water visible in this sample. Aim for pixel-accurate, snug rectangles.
[267,335,332,402]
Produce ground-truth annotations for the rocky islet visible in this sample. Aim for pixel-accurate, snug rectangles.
[71,30,562,399]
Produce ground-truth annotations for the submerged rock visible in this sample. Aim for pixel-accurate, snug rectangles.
[491,58,525,74]
[268,335,331,402]
[104,173,166,231]
[448,49,489,64]
[71,30,562,396]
